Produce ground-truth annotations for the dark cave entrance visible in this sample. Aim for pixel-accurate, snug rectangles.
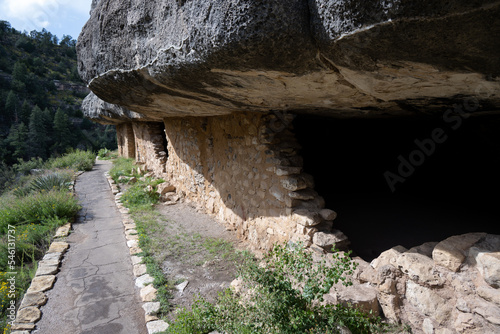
[158,122,169,157]
[293,113,500,261]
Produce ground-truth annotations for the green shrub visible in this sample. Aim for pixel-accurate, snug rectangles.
[0,190,80,233]
[0,218,65,270]
[109,157,135,182]
[168,243,383,334]
[97,148,118,160]
[0,163,16,194]
[47,150,95,171]
[12,157,44,175]
[121,180,159,209]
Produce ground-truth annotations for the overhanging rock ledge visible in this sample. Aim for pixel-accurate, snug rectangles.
[78,0,500,121]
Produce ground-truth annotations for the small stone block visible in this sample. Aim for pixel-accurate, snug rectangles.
[319,209,337,221]
[136,274,154,288]
[140,285,158,302]
[133,264,147,277]
[142,302,161,315]
[54,223,71,238]
[42,252,63,261]
[27,275,56,293]
[146,320,169,334]
[39,258,59,267]
[145,314,159,322]
[11,323,36,330]
[131,256,143,265]
[20,292,48,309]
[47,242,69,254]
[16,307,41,323]
[127,240,139,248]
[35,265,59,276]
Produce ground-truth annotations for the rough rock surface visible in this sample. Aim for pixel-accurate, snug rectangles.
[78,0,500,123]
[349,233,500,333]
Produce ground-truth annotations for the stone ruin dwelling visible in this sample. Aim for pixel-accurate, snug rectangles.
[78,1,500,333]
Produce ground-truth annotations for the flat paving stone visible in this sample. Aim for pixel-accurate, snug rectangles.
[33,160,146,334]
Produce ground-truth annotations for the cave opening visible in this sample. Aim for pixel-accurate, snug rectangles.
[158,122,169,157]
[293,113,500,261]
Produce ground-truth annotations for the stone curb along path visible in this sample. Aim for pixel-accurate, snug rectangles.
[105,171,169,334]
[10,172,83,334]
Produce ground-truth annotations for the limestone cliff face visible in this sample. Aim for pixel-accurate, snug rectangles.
[78,0,500,122]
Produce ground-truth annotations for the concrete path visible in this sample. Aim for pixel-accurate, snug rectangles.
[34,160,147,334]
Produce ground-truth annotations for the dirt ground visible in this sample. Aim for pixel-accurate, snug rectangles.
[154,201,249,320]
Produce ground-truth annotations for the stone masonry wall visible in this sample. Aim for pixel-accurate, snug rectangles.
[161,112,345,253]
[116,123,135,158]
[132,122,168,177]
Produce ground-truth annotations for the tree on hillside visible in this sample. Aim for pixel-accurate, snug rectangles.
[52,108,72,154]
[0,21,11,40]
[6,122,28,161]
[3,90,18,124]
[19,100,31,124]
[15,35,35,52]
[0,137,9,164]
[28,106,48,159]
[12,61,28,92]
[60,35,76,48]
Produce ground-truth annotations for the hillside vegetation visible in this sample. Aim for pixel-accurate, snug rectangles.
[0,21,116,173]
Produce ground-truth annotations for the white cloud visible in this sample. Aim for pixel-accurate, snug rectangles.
[3,0,58,29]
[0,0,92,38]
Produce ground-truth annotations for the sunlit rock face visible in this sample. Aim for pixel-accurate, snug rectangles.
[77,0,500,122]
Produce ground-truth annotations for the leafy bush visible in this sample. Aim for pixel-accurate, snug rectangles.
[97,148,109,158]
[47,150,95,171]
[109,157,135,182]
[97,148,118,160]
[0,163,16,194]
[168,243,382,334]
[12,157,44,175]
[121,180,160,209]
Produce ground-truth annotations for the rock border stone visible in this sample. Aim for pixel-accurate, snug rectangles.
[106,171,169,333]
[10,171,83,334]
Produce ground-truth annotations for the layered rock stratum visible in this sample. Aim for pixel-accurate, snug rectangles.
[78,0,500,123]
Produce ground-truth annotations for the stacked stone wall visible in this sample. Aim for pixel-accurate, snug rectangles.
[116,123,135,158]
[132,122,168,177]
[160,112,345,252]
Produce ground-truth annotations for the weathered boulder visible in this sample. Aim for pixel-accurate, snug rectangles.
[312,230,349,250]
[78,0,500,122]
[335,284,380,317]
[469,247,500,288]
[432,233,486,272]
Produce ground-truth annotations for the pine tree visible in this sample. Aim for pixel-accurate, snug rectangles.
[0,136,9,164]
[12,61,28,92]
[28,106,48,159]
[6,122,28,161]
[4,90,18,124]
[19,100,31,124]
[52,108,72,154]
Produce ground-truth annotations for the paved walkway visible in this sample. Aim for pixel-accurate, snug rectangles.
[34,160,147,334]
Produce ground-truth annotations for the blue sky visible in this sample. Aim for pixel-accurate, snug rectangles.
[0,0,92,41]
